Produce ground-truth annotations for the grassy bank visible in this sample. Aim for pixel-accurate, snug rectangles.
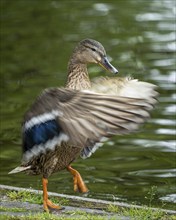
[0,185,175,220]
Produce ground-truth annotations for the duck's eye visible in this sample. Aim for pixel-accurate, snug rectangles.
[90,48,96,52]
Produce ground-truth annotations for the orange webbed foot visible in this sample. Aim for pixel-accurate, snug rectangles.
[42,177,63,212]
[67,165,88,193]
[43,199,63,212]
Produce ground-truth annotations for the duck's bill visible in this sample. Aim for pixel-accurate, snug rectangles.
[99,56,118,74]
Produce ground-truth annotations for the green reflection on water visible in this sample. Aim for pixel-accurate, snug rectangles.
[0,0,175,210]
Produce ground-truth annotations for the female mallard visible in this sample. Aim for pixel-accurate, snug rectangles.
[9,39,158,212]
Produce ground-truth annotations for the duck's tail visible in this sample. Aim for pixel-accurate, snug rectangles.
[8,165,31,174]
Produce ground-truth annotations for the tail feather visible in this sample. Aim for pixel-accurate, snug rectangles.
[8,166,31,174]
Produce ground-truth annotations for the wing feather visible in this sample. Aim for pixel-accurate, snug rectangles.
[22,87,158,161]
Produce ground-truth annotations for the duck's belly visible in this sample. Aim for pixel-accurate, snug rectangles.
[25,143,82,178]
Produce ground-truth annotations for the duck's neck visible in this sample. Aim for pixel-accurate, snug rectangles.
[65,59,91,90]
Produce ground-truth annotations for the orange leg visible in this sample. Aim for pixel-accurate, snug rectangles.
[67,165,88,193]
[42,177,62,212]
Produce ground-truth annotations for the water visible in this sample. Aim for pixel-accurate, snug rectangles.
[0,0,175,210]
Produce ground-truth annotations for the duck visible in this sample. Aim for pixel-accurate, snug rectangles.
[9,39,158,212]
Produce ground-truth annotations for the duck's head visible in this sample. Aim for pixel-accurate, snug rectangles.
[72,39,118,74]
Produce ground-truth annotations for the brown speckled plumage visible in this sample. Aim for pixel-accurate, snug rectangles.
[25,144,81,178]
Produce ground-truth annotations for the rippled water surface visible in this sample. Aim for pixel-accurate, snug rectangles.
[0,0,175,210]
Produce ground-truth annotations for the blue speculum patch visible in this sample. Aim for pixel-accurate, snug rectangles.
[23,119,61,152]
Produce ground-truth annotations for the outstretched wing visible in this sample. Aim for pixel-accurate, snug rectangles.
[90,76,158,99]
[22,87,158,162]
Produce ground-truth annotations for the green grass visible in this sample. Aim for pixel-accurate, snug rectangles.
[106,204,119,213]
[6,190,69,206]
[144,185,158,207]
[7,190,42,205]
[123,206,171,220]
[0,213,71,220]
[1,189,175,220]
[106,204,173,220]
[0,212,115,220]
[0,206,26,213]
